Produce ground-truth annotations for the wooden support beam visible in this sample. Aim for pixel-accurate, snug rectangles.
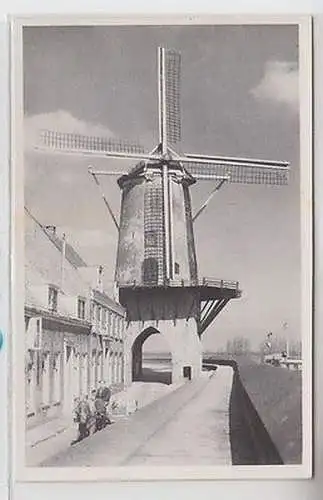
[200,298,229,333]
[200,300,211,316]
[200,299,217,323]
[186,295,196,322]
[199,298,230,337]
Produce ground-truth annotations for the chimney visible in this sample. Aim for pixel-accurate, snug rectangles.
[97,265,104,292]
[45,225,57,236]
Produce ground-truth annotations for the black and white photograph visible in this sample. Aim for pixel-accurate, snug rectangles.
[11,15,312,481]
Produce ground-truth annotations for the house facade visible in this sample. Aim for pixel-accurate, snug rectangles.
[24,209,125,425]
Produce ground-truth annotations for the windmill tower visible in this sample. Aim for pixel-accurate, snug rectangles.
[38,47,289,385]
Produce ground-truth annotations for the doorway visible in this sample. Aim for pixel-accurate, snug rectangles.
[183,365,192,381]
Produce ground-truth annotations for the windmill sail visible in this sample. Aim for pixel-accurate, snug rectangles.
[38,129,149,161]
[158,48,181,152]
[165,49,181,145]
[179,154,289,185]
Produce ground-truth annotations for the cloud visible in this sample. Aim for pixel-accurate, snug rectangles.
[24,110,114,152]
[250,61,299,112]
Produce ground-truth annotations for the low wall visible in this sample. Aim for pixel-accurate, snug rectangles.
[203,356,302,465]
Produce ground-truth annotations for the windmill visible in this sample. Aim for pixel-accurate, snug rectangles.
[36,47,290,385]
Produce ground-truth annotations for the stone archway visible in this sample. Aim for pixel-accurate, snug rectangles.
[131,326,172,384]
[123,313,202,387]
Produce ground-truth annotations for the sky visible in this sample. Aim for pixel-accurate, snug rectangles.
[23,24,301,352]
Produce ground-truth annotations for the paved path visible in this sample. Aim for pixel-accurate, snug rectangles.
[41,366,233,467]
[26,381,183,466]
[26,417,76,467]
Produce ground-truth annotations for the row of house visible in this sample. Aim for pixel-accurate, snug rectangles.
[24,208,126,426]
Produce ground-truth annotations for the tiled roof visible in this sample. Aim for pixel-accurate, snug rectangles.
[25,207,89,299]
[24,208,124,315]
[92,289,125,316]
[44,230,87,268]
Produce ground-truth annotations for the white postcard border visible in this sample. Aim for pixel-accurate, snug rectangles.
[10,13,313,482]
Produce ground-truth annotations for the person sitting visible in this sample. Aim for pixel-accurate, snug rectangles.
[94,392,112,427]
[89,389,97,413]
[71,396,92,444]
[96,380,111,404]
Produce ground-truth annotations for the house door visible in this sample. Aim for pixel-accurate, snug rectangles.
[63,343,74,415]
[183,366,192,381]
[34,350,43,414]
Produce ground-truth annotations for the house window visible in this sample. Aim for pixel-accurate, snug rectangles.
[48,287,58,312]
[106,311,111,333]
[119,318,124,340]
[34,318,42,349]
[101,308,106,328]
[175,262,180,275]
[77,298,86,320]
[111,315,116,337]
[90,301,95,321]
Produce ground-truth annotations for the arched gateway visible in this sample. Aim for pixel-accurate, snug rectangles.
[131,326,170,383]
[122,293,203,387]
